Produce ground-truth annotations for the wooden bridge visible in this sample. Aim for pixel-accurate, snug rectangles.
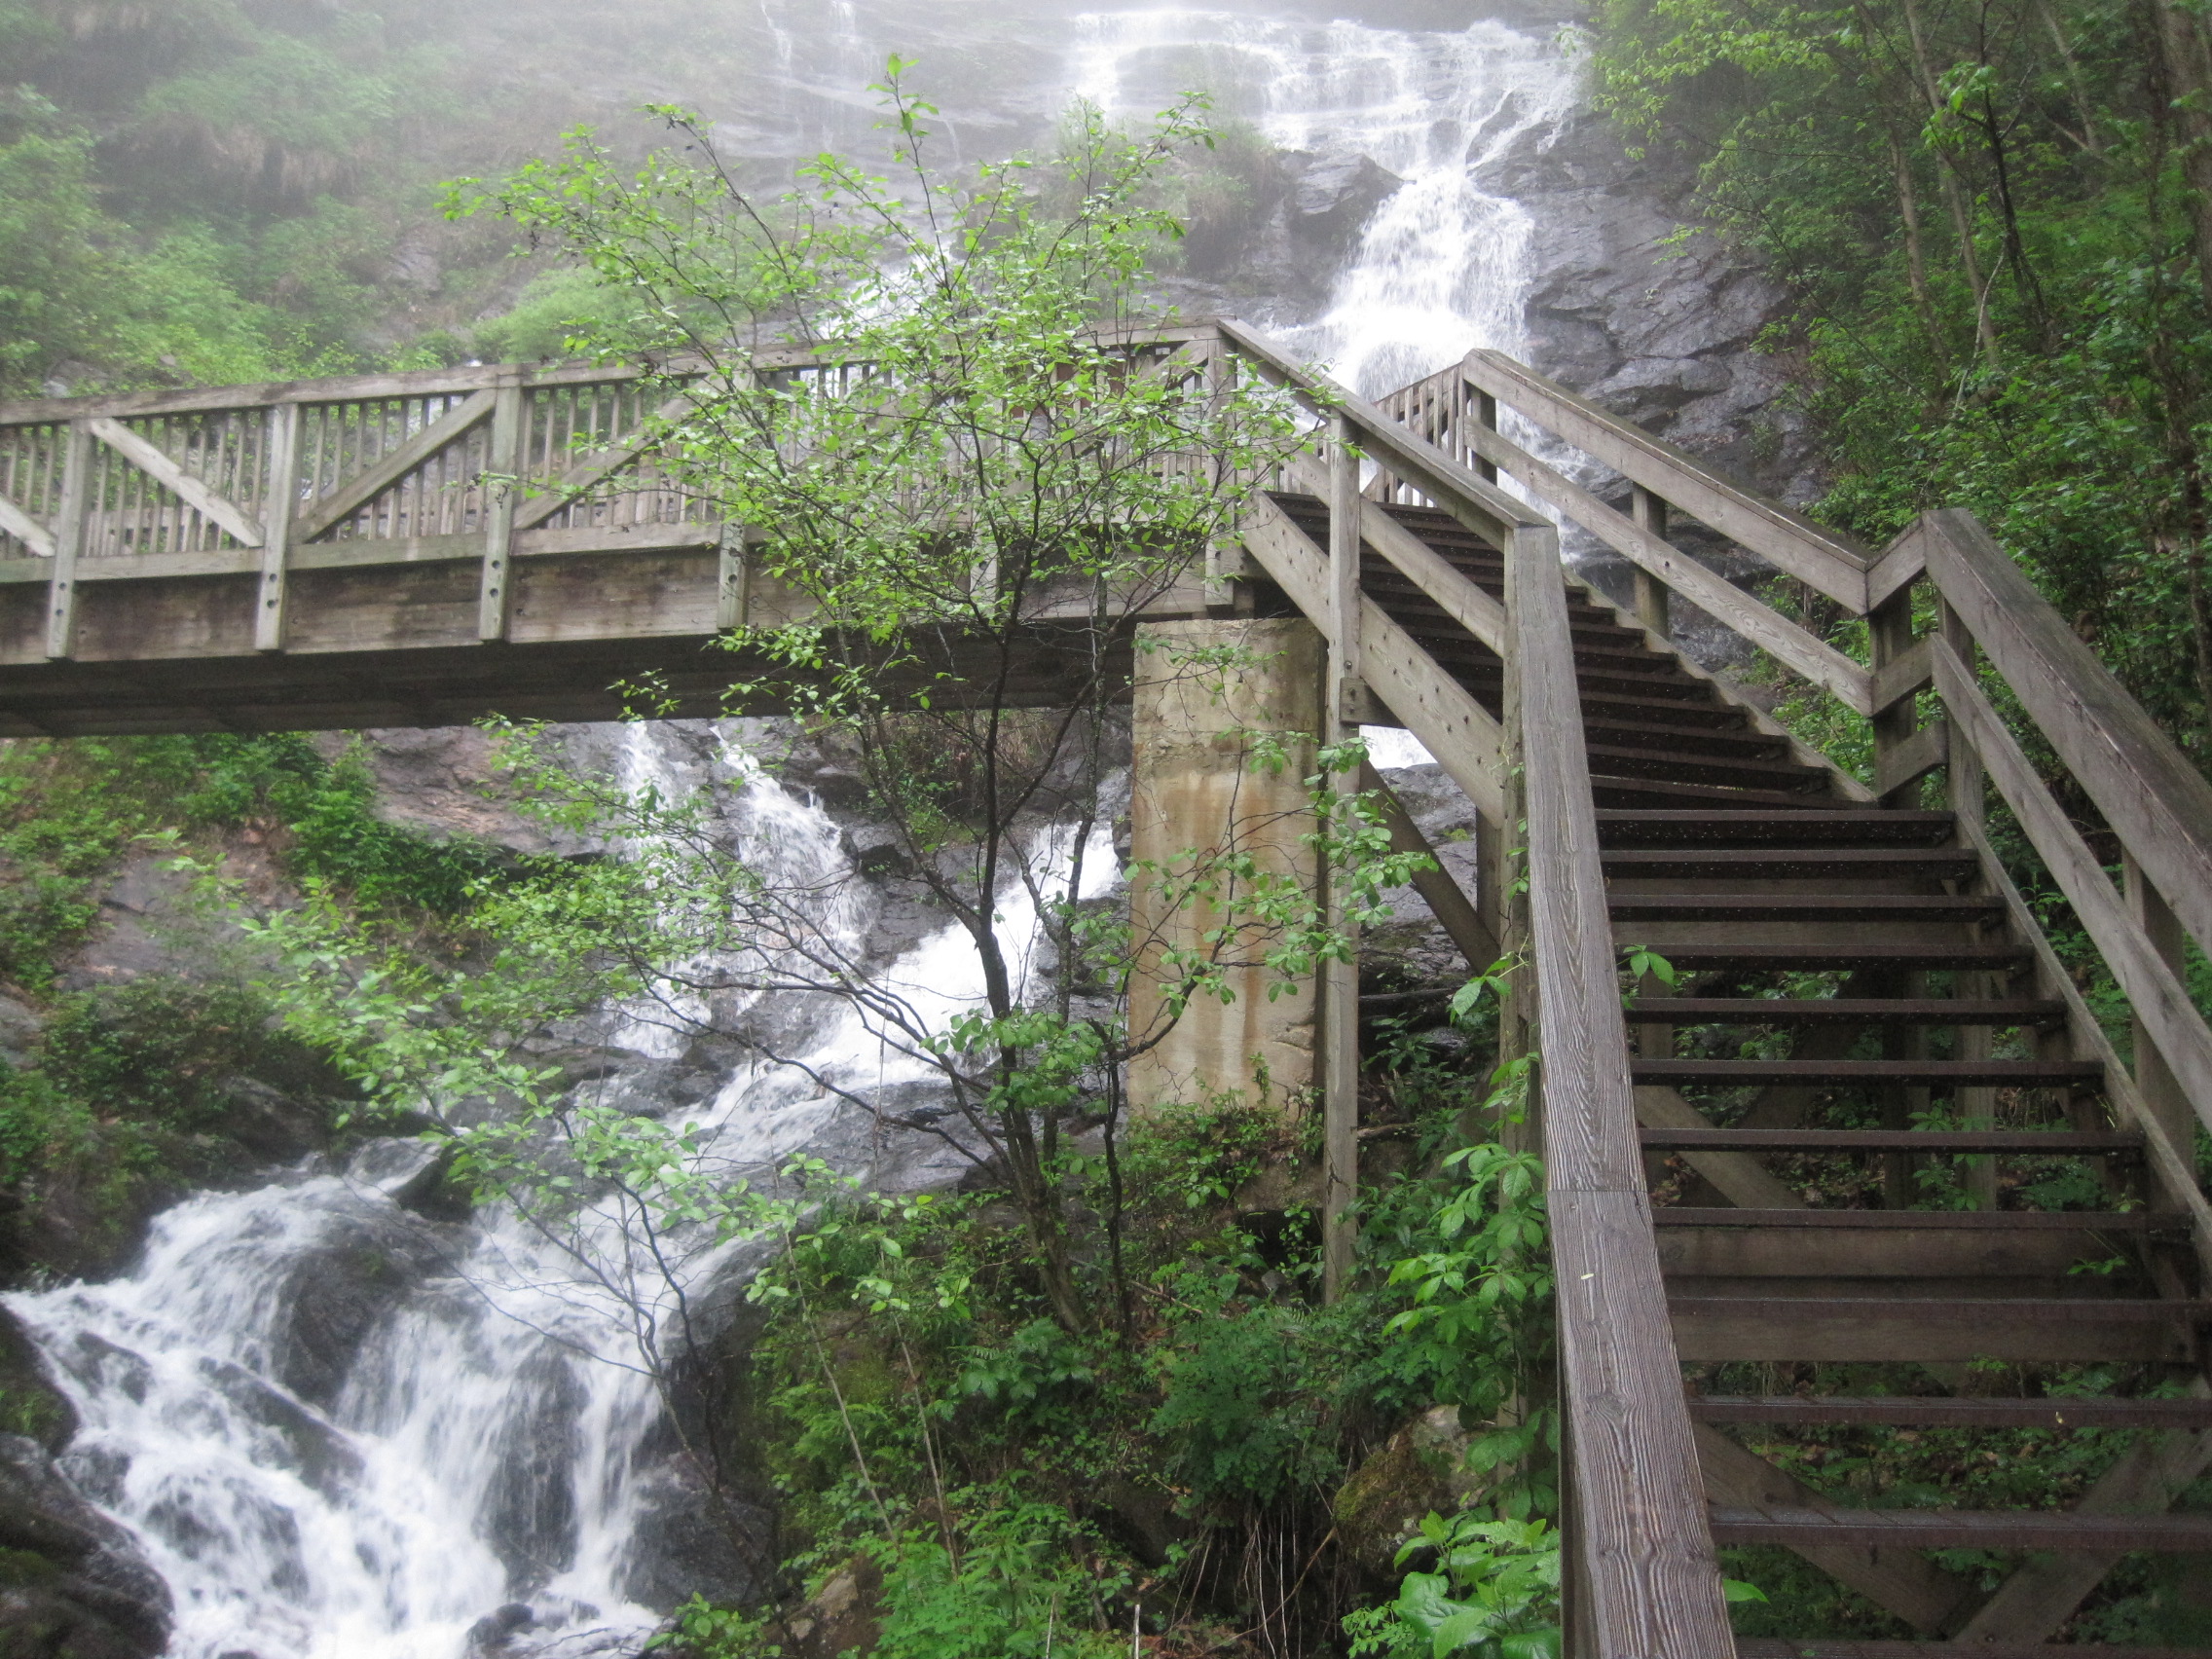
[10,323,2212,1654]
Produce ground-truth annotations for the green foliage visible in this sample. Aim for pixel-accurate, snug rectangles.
[1345,1514,1563,1659]
[1151,1309,1342,1507]
[37,977,264,1132]
[862,1500,1131,1659]
[1591,0,2212,759]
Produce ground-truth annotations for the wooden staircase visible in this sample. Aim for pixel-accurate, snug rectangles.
[1259,469,2212,1646]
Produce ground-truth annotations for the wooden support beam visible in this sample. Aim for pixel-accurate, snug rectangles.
[1356,759,1499,969]
[1633,1086,1805,1210]
[0,491,55,560]
[1693,1422,1974,1634]
[88,417,264,548]
[1951,1382,2212,1642]
[1322,418,1361,1306]
[478,384,526,642]
[44,423,90,662]
[294,387,498,545]
[1239,494,1506,821]
[1874,719,1948,799]
[254,402,301,652]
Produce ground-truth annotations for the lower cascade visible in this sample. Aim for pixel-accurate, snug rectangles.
[4,732,1063,1658]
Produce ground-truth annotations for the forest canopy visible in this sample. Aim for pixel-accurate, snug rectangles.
[1594,0,2212,758]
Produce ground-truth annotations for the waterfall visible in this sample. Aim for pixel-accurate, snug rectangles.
[1066,8,1582,394]
[6,724,1113,1658]
[3,8,1583,1651]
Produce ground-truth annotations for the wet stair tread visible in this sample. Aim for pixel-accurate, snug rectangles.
[1584,720,1791,756]
[1641,942,2031,970]
[1738,1643,2207,1659]
[1691,1395,2212,1428]
[1630,997,2065,1024]
[1709,1506,2212,1551]
[1597,810,1932,845]
[1653,1208,2160,1230]
[1633,1057,2098,1085]
[1640,1126,2135,1152]
[1593,776,1855,810]
[1602,848,1980,878]
[1585,746,1830,790]
[1609,894,2006,921]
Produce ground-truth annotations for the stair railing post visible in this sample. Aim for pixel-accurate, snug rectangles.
[477,379,526,643]
[1321,414,1364,1303]
[1870,585,1929,1201]
[1942,597,2000,1206]
[2124,855,2193,1213]
[1631,485,1671,641]
[44,420,92,662]
[254,400,302,653]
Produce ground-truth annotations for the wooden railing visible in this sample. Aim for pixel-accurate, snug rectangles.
[1215,319,1739,1657]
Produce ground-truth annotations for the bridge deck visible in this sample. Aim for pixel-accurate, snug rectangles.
[0,358,1206,733]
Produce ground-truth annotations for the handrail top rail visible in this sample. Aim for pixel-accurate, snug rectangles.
[0,322,1229,427]
[1216,318,1551,535]
[1462,347,1878,608]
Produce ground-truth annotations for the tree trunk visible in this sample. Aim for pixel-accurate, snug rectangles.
[1888,129,1950,371]
[2154,0,2212,319]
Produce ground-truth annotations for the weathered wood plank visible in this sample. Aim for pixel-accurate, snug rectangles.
[1238,494,1505,819]
[1281,454,1506,652]
[1874,718,1949,798]
[1953,814,2212,1283]
[88,417,264,549]
[255,402,301,651]
[1511,522,1734,1657]
[1456,408,1874,710]
[1671,1297,2211,1363]
[479,384,525,641]
[0,491,55,560]
[1925,507,2212,959]
[1463,350,1875,608]
[45,423,90,661]
[1693,1422,1972,1634]
[1936,636,2212,1146]
[1357,759,1499,968]
[294,388,498,545]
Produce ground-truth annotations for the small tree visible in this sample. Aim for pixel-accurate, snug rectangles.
[247,65,1426,1544]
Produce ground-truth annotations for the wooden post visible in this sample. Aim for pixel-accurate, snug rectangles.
[1632,486,1670,641]
[477,382,525,642]
[255,402,302,653]
[1322,415,1363,1304]
[44,421,91,662]
[716,524,753,631]
[1943,600,1998,1206]
[1472,386,1499,485]
[1869,585,1921,807]
[2125,852,2192,1210]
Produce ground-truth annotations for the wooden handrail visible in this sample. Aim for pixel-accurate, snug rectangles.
[1463,350,1873,608]
[1916,509,2212,963]
[1509,519,1734,1656]
[1216,319,1549,548]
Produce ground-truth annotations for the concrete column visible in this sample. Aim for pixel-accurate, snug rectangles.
[1126,616,1324,1115]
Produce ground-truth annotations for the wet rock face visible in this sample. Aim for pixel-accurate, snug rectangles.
[0,1433,169,1659]
[1497,110,1814,503]
[272,1203,456,1407]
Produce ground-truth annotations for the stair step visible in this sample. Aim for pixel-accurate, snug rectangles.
[1580,694,1745,728]
[1655,1209,2157,1231]
[1636,1057,2098,1088]
[1593,775,1849,810]
[1633,997,2065,1026]
[1738,1644,2205,1659]
[1641,1127,2135,1153]
[1610,894,2004,923]
[1671,1296,2212,1362]
[1646,942,2030,973]
[1597,811,1946,847]
[1585,746,1829,793]
[1692,1394,2212,1428]
[1710,1504,2212,1552]
[1602,847,1980,880]
[1584,719,1789,758]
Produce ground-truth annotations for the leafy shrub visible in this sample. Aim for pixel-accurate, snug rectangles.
[1151,1309,1338,1509]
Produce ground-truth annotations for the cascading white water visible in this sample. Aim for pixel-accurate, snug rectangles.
[7,724,1113,1658]
[6,10,1583,1651]
[1067,8,1582,394]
